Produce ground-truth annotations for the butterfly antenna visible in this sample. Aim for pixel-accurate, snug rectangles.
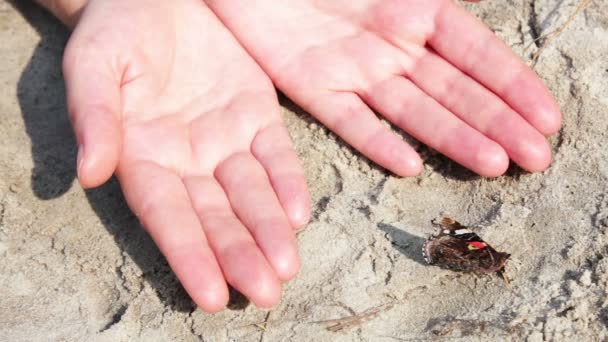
[498,270,511,287]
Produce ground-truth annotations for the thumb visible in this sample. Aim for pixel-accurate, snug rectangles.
[62,41,122,189]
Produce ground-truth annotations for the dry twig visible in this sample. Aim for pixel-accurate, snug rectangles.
[316,303,395,332]
[530,0,592,66]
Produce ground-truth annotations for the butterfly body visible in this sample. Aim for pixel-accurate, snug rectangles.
[423,217,510,274]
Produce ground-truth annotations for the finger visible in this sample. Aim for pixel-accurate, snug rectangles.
[404,49,552,172]
[252,123,311,229]
[183,175,282,308]
[63,41,122,188]
[117,161,229,313]
[215,153,300,281]
[428,1,561,134]
[364,75,509,177]
[305,92,423,176]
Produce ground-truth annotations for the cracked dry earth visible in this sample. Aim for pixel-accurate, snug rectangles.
[1,0,608,341]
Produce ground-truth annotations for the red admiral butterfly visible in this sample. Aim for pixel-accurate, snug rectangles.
[423,217,510,280]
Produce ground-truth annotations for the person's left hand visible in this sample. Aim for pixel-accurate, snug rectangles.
[63,0,310,311]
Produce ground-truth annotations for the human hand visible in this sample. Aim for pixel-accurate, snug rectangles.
[206,0,561,177]
[62,0,310,311]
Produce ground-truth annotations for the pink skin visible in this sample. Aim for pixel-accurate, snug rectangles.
[58,0,561,313]
[63,0,310,311]
[205,0,562,177]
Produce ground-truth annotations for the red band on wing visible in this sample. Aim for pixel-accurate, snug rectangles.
[468,241,487,250]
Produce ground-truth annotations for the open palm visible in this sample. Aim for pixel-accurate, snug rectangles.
[207,0,562,177]
[63,0,310,311]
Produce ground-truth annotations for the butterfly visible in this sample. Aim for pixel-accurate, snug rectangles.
[423,217,510,281]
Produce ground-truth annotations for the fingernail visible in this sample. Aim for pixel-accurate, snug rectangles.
[77,145,84,179]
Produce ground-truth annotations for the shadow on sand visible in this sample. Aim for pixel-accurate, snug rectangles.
[11,1,196,312]
[377,223,427,266]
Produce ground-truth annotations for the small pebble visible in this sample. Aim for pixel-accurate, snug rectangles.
[579,270,592,287]
[527,331,544,342]
[574,139,587,150]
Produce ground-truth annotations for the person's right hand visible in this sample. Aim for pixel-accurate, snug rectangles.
[63,0,310,312]
[206,0,562,177]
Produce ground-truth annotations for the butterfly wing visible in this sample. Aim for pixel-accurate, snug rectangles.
[425,218,510,273]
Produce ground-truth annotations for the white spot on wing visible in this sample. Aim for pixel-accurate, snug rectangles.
[454,229,472,235]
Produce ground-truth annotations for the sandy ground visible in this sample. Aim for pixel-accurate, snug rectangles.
[1,0,608,341]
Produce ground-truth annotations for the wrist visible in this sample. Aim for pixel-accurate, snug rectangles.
[34,0,87,28]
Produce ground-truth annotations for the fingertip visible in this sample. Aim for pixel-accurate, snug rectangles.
[273,174,311,230]
[371,131,423,177]
[475,144,509,178]
[538,108,563,136]
[262,228,301,281]
[518,72,563,136]
[251,123,312,230]
[250,278,282,309]
[288,194,311,230]
[63,42,122,188]
[395,153,424,177]
[76,141,120,188]
[520,137,553,173]
[274,249,301,282]
[194,284,230,314]
[216,238,285,310]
